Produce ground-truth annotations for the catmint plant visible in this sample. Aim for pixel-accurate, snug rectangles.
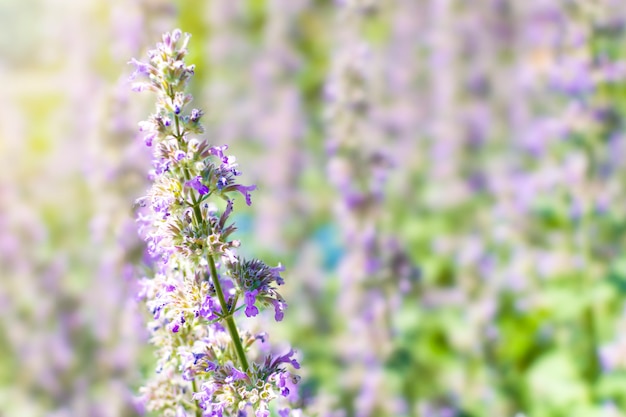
[324,1,418,415]
[130,29,301,417]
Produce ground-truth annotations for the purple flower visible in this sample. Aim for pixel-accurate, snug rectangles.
[231,259,286,320]
[272,299,286,322]
[230,367,247,380]
[277,372,290,396]
[152,196,172,218]
[185,176,209,195]
[152,304,164,319]
[224,365,248,383]
[128,58,153,80]
[221,155,238,172]
[143,132,156,147]
[244,290,260,317]
[233,184,257,206]
[209,145,228,159]
[153,159,170,175]
[217,176,229,190]
[198,295,220,321]
[272,349,301,370]
[190,108,203,122]
[272,264,286,285]
[193,352,207,365]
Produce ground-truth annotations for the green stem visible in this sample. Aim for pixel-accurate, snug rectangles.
[191,379,202,417]
[184,170,250,373]
[207,250,251,372]
[580,201,600,390]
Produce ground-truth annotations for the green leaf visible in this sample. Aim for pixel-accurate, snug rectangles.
[526,351,591,412]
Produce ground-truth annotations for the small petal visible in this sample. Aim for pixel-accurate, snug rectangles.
[209,145,228,159]
[245,304,259,317]
[128,58,152,79]
[231,367,247,380]
[244,289,259,317]
[273,349,300,369]
[272,299,286,321]
[185,176,209,195]
[190,108,203,122]
[143,132,156,147]
[234,184,257,206]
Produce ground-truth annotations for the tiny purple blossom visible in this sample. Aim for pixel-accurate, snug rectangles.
[190,108,203,122]
[143,132,156,147]
[244,290,260,317]
[277,372,290,396]
[234,184,257,206]
[273,349,301,369]
[154,159,170,175]
[224,366,248,383]
[152,196,172,217]
[128,58,153,80]
[198,296,220,321]
[273,264,286,285]
[204,361,218,373]
[193,352,206,365]
[272,299,286,322]
[217,176,228,190]
[230,367,247,380]
[186,176,209,195]
[222,155,238,170]
[209,145,228,159]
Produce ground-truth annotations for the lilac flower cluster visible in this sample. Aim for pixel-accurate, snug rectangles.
[396,1,626,414]
[130,29,301,417]
[323,1,418,415]
[0,3,179,415]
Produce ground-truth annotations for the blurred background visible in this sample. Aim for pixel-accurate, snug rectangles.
[2,0,626,416]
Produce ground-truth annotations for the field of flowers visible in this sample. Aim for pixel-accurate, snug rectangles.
[2,1,626,416]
